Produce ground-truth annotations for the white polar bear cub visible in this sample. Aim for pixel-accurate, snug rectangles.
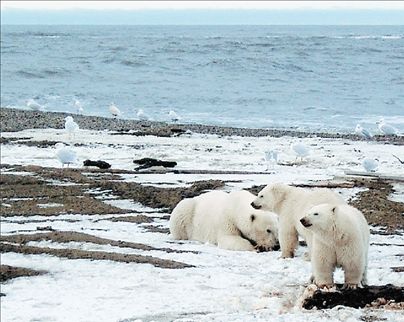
[169,190,279,251]
[300,203,369,289]
[251,183,345,258]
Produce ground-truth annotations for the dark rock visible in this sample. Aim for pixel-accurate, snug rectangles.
[83,160,111,169]
[36,226,55,231]
[303,284,404,309]
[133,158,177,170]
[170,128,186,135]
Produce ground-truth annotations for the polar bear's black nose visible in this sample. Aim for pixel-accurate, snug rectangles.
[300,218,312,228]
[251,202,261,209]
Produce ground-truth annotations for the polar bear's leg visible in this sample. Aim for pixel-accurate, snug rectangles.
[361,266,368,286]
[303,235,313,261]
[342,260,364,289]
[279,222,298,258]
[169,198,195,240]
[312,243,335,288]
[361,246,369,286]
[217,235,255,251]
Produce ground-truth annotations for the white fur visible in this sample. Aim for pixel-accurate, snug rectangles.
[301,203,369,289]
[251,183,345,258]
[169,190,279,251]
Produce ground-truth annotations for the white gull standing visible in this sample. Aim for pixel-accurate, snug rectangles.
[26,99,43,111]
[362,158,379,172]
[377,119,397,135]
[74,99,84,114]
[291,142,310,162]
[109,103,121,118]
[168,110,181,122]
[137,108,150,121]
[264,149,278,171]
[64,116,79,139]
[55,143,77,168]
[355,124,372,139]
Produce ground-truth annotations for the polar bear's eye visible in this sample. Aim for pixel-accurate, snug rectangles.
[313,213,319,216]
[260,195,264,198]
[266,229,271,234]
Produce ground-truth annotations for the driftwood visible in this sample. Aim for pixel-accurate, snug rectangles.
[170,128,187,135]
[83,159,111,169]
[302,284,404,309]
[392,154,404,164]
[133,158,177,170]
[343,171,404,182]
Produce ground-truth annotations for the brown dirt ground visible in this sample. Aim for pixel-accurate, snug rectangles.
[0,231,196,254]
[0,265,46,283]
[1,164,225,214]
[0,243,192,269]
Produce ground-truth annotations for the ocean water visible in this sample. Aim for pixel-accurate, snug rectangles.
[1,25,403,133]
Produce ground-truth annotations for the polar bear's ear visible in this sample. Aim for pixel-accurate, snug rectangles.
[250,214,255,222]
[271,184,288,200]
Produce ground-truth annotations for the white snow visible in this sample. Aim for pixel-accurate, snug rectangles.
[1,129,403,178]
[388,183,404,203]
[1,128,403,322]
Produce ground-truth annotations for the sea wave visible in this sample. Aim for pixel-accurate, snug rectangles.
[16,70,45,79]
[120,59,148,67]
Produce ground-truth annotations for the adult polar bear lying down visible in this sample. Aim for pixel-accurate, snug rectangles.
[300,203,369,289]
[251,183,345,258]
[169,190,279,251]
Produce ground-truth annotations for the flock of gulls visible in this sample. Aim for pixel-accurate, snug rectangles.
[24,98,399,173]
[266,121,398,173]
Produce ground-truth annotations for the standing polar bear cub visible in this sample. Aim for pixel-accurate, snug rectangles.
[170,190,279,251]
[300,203,369,289]
[251,183,345,258]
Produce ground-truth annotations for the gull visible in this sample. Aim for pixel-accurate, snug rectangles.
[377,119,397,135]
[137,108,150,121]
[65,116,79,139]
[362,158,378,172]
[291,142,310,162]
[55,143,77,168]
[355,124,372,139]
[264,150,278,170]
[26,98,43,111]
[168,110,181,122]
[74,99,84,114]
[109,103,121,118]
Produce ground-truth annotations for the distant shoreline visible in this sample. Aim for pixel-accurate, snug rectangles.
[1,107,403,144]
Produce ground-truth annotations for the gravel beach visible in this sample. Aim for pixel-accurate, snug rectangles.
[1,107,403,143]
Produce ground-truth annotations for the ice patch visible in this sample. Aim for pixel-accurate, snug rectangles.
[102,199,158,212]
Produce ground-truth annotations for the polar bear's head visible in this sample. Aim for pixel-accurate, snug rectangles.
[251,183,290,212]
[300,203,336,233]
[242,210,279,252]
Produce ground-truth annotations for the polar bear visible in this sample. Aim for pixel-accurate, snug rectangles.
[300,203,369,289]
[251,183,345,258]
[169,190,279,252]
